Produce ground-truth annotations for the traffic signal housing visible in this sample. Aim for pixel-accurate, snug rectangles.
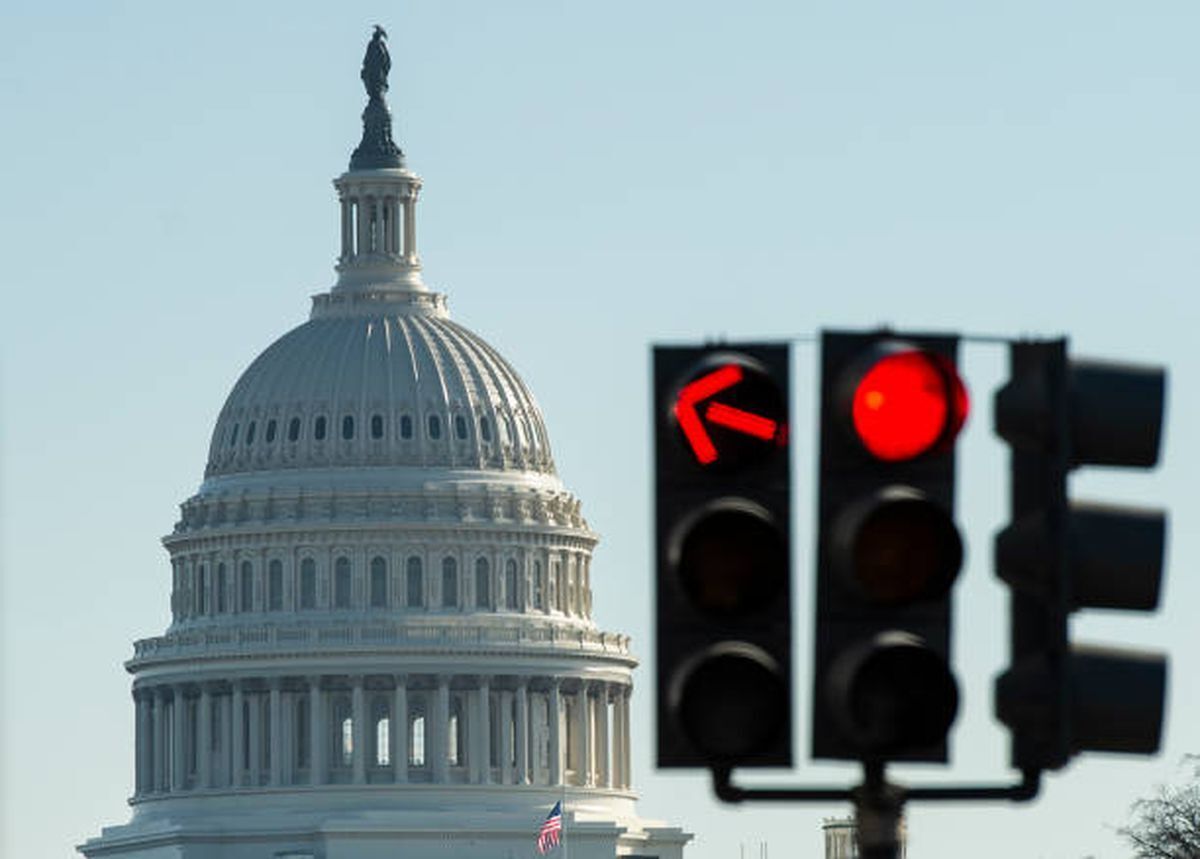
[812,330,967,763]
[654,343,791,768]
[994,338,1168,771]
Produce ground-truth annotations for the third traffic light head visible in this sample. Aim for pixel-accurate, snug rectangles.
[813,330,967,762]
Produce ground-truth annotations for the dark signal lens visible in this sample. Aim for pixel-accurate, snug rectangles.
[852,350,968,461]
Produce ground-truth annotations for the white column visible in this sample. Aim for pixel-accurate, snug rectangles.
[393,676,408,783]
[621,687,632,788]
[222,689,234,787]
[475,677,491,784]
[231,683,244,787]
[549,681,562,786]
[403,195,416,262]
[134,692,149,795]
[516,682,530,785]
[248,689,261,787]
[198,686,213,789]
[171,687,186,791]
[598,683,611,788]
[309,677,325,785]
[269,680,282,786]
[153,689,167,792]
[281,688,293,785]
[352,677,366,784]
[577,683,592,786]
[389,197,401,254]
[433,676,450,783]
[500,690,514,785]
[340,198,352,259]
[356,197,368,261]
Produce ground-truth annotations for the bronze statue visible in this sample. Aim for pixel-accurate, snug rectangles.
[361,25,391,101]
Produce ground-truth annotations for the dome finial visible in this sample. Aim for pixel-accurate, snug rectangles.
[350,25,404,170]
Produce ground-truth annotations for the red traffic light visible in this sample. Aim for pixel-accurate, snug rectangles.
[673,357,788,467]
[849,346,968,461]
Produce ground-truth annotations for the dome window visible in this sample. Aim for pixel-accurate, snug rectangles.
[441,557,457,607]
[265,419,277,443]
[334,557,351,608]
[428,414,442,440]
[505,559,519,609]
[217,563,228,613]
[230,423,240,447]
[239,561,253,612]
[454,415,468,440]
[268,560,283,610]
[299,558,317,609]
[400,415,414,439]
[533,561,544,610]
[288,417,301,442]
[475,558,491,608]
[315,416,328,441]
[406,557,424,608]
[480,417,492,442]
[246,421,257,445]
[371,414,384,439]
[342,415,355,440]
[370,556,388,608]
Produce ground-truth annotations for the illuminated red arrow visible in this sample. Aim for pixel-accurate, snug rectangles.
[675,364,780,465]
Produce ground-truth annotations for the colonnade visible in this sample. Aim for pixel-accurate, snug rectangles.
[132,673,632,797]
[339,190,417,263]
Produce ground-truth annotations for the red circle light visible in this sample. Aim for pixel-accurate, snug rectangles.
[852,350,968,461]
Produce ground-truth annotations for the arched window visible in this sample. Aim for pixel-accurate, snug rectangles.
[454,415,468,440]
[400,415,414,439]
[288,417,301,442]
[448,699,463,765]
[480,416,492,442]
[230,423,240,447]
[342,415,355,440]
[373,699,391,767]
[217,563,228,613]
[428,414,442,440]
[406,557,424,608]
[334,557,352,608]
[314,416,327,441]
[246,421,256,445]
[197,565,208,615]
[475,558,490,608]
[551,561,562,611]
[295,697,310,769]
[341,717,354,767]
[371,414,384,439]
[505,559,519,609]
[441,557,458,608]
[268,560,283,610]
[240,561,253,612]
[299,558,316,609]
[265,419,277,443]
[370,556,388,608]
[410,714,426,766]
[533,561,544,610]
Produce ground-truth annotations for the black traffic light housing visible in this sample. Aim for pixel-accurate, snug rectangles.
[994,338,1168,771]
[812,330,966,763]
[654,343,791,768]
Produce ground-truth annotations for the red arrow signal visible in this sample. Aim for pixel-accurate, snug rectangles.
[675,364,782,465]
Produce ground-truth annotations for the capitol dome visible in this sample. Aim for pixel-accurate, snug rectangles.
[82,27,689,859]
[204,299,557,480]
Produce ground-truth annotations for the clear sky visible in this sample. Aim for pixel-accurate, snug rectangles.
[1,3,1197,858]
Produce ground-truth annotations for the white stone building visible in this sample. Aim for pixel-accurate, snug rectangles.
[80,29,690,859]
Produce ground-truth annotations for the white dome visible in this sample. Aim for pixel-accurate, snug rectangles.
[205,296,556,479]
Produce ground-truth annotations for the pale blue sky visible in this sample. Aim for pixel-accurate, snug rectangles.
[2,3,1198,858]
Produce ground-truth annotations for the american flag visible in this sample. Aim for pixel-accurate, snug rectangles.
[536,801,563,854]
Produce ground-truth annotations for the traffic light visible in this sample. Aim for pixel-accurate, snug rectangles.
[994,338,1168,771]
[812,330,967,762]
[654,343,791,768]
